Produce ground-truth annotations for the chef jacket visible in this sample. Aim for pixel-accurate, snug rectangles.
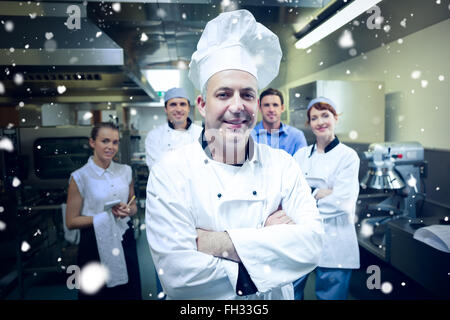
[293,137,360,269]
[145,118,203,169]
[146,135,323,299]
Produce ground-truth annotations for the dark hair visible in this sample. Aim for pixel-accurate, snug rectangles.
[90,122,119,140]
[259,88,284,105]
[306,102,338,124]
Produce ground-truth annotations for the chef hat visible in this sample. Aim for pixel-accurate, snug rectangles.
[307,96,338,113]
[188,9,282,91]
[164,87,190,104]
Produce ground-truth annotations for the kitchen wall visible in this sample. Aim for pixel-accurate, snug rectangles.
[277,18,450,150]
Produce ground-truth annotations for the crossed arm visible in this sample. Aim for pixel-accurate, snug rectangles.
[196,206,295,262]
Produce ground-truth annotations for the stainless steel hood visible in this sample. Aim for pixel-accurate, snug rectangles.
[0,1,158,104]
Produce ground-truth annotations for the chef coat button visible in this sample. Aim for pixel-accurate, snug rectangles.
[253,191,257,196]
[204,159,208,164]
[217,193,222,199]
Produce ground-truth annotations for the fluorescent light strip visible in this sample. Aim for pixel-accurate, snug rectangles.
[295,0,382,49]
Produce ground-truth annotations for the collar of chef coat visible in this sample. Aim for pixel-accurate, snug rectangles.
[309,136,340,158]
[87,156,116,176]
[198,128,261,167]
[167,117,193,130]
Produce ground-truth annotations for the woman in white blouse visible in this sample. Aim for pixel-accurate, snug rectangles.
[66,122,141,299]
[293,97,360,300]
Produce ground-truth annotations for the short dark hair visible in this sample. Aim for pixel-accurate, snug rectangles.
[259,88,284,105]
[90,122,119,140]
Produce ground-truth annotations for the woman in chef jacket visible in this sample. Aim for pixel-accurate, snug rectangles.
[293,97,360,300]
[66,122,142,300]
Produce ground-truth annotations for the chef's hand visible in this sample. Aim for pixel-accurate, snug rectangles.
[112,202,131,219]
[264,205,295,227]
[196,228,241,262]
[315,188,333,200]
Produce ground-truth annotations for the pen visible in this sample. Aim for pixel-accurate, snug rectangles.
[127,195,136,207]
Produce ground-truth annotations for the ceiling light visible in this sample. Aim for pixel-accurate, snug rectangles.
[295,0,383,49]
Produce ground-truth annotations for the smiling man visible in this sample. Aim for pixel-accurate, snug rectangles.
[144,87,202,169]
[252,88,307,156]
[145,9,323,300]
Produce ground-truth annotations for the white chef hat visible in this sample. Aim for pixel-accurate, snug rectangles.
[307,96,338,113]
[188,9,282,91]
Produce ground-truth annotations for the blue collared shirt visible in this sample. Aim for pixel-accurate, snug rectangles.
[251,121,307,156]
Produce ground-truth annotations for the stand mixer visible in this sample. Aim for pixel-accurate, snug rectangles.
[359,142,427,248]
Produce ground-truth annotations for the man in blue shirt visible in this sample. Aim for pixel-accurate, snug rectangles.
[251,88,307,156]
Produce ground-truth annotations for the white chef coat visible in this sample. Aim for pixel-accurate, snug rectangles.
[145,121,203,169]
[146,138,323,300]
[293,139,360,269]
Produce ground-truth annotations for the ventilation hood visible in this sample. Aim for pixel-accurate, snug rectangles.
[0,1,158,104]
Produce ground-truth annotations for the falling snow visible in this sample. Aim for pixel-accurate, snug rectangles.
[12,177,21,187]
[381,281,393,294]
[0,81,4,95]
[0,137,14,152]
[349,130,358,140]
[112,248,120,256]
[438,75,445,81]
[411,70,421,79]
[14,73,24,86]
[140,33,148,42]
[0,206,4,213]
[57,85,67,94]
[79,262,109,295]
[0,220,6,231]
[360,222,374,238]
[338,30,354,48]
[21,241,31,252]
[400,18,407,28]
[45,32,54,40]
[4,20,14,32]
[157,291,166,299]
[112,3,121,13]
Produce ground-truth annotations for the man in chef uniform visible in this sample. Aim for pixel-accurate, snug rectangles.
[145,87,203,169]
[145,9,323,300]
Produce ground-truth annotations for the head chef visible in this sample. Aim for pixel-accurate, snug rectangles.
[189,9,282,164]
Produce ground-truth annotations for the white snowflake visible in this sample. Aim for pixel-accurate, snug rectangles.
[381,281,393,294]
[0,220,6,231]
[410,70,421,79]
[79,262,109,295]
[57,85,67,94]
[157,291,165,299]
[338,29,354,48]
[0,137,14,152]
[4,20,14,32]
[348,130,358,140]
[140,33,148,42]
[13,73,24,86]
[45,32,54,40]
[112,3,121,13]
[12,177,21,187]
[21,241,31,252]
